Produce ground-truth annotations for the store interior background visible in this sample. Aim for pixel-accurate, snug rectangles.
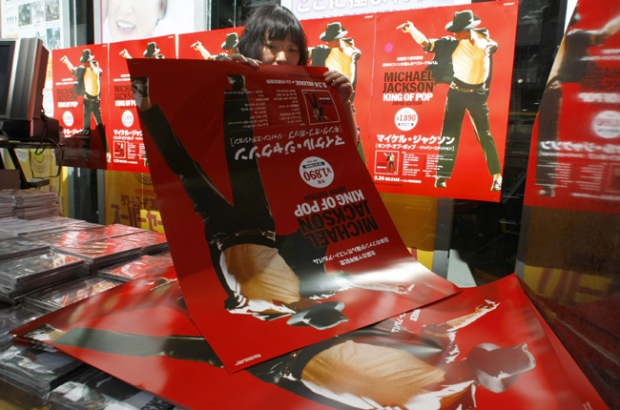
[1,0,618,407]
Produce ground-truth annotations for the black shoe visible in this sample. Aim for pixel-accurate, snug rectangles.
[435,177,447,188]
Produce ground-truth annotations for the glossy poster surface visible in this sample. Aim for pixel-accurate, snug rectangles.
[106,35,176,172]
[12,273,606,409]
[53,44,110,168]
[177,27,244,60]
[524,1,620,215]
[126,59,459,372]
[367,1,518,201]
[302,15,375,164]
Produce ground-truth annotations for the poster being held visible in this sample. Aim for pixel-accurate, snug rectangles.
[126,58,459,371]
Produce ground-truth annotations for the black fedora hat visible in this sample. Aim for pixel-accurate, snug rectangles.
[445,10,481,32]
[80,49,94,63]
[467,343,536,393]
[320,22,348,41]
[221,32,239,50]
[287,301,348,330]
[144,42,160,57]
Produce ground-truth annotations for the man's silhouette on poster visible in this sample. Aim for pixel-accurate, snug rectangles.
[25,286,536,410]
[131,74,415,330]
[60,49,110,163]
[400,11,503,192]
[535,8,620,197]
[191,32,239,61]
[386,152,396,173]
[310,22,362,107]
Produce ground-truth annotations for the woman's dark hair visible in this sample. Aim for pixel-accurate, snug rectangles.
[237,6,308,66]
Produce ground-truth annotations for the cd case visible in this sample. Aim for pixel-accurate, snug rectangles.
[48,366,176,410]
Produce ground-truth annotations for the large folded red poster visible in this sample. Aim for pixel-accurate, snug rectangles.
[124,59,459,371]
[12,271,606,409]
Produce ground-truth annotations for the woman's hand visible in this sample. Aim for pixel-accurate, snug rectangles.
[219,53,262,68]
[324,70,353,106]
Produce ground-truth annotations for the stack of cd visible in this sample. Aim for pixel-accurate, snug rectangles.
[22,277,123,313]
[0,217,68,237]
[120,230,169,255]
[97,253,174,283]
[0,202,13,218]
[28,223,146,249]
[0,344,86,398]
[0,251,86,303]
[55,237,145,272]
[0,237,50,261]
[0,304,44,350]
[0,188,59,220]
[48,366,176,410]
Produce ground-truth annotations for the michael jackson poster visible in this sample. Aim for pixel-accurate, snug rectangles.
[367,1,518,202]
[524,0,620,215]
[12,271,607,409]
[124,58,459,371]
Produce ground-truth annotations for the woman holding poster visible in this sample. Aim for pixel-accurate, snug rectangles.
[131,6,414,330]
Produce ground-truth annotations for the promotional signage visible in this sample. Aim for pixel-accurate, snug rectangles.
[52,44,110,168]
[125,59,459,371]
[106,35,176,172]
[366,1,518,201]
[524,1,620,215]
[13,272,606,409]
[48,2,520,206]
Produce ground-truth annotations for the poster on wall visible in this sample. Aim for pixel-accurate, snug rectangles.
[12,271,607,409]
[178,27,244,60]
[524,1,620,215]
[52,43,111,169]
[126,58,459,371]
[302,15,375,163]
[367,1,518,202]
[106,35,176,172]
[287,0,471,20]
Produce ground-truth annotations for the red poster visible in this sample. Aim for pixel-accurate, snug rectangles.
[302,15,375,163]
[367,2,518,201]
[178,27,244,60]
[106,35,176,172]
[126,59,459,371]
[524,1,620,215]
[53,44,111,168]
[12,272,606,409]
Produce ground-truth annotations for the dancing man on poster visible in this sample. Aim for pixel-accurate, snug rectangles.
[400,10,503,191]
[60,49,110,164]
[131,73,414,330]
[25,292,537,410]
[535,8,620,197]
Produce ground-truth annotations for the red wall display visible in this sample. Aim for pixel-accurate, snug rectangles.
[49,2,519,206]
